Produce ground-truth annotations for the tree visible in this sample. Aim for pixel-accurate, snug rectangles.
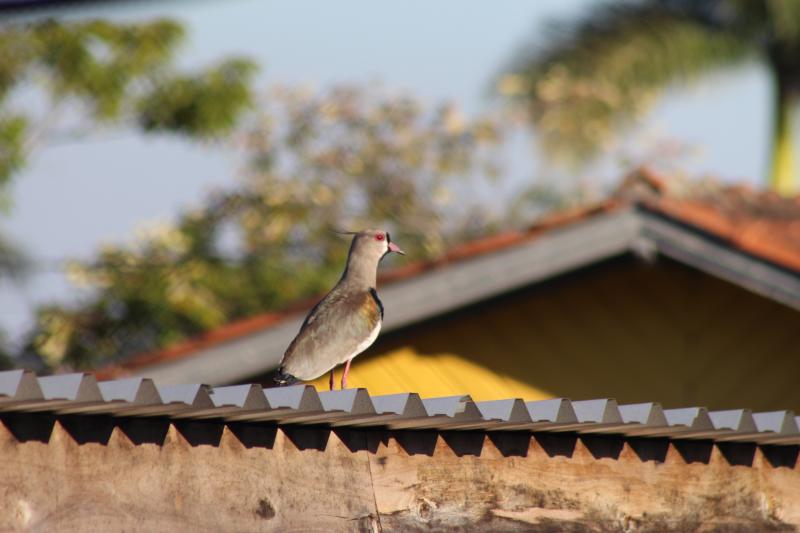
[0,18,257,355]
[499,0,800,194]
[25,85,505,370]
[0,17,256,266]
[0,18,257,204]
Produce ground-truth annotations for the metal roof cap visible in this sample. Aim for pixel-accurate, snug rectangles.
[371,393,427,417]
[187,384,272,421]
[754,411,798,434]
[211,384,269,410]
[318,389,375,414]
[619,403,667,425]
[471,399,533,431]
[155,383,218,419]
[263,385,322,411]
[418,395,485,430]
[286,388,384,426]
[222,385,322,423]
[99,378,161,404]
[0,369,43,403]
[34,373,109,415]
[348,392,439,429]
[274,388,375,426]
[526,398,578,424]
[572,399,623,424]
[655,407,716,439]
[476,399,531,423]
[39,373,103,402]
[617,402,670,437]
[490,399,581,432]
[157,384,213,407]
[233,385,327,423]
[752,411,800,445]
[92,377,167,417]
[707,409,765,442]
[709,409,757,432]
[555,399,633,434]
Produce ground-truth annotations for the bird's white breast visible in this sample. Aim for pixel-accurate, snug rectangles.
[342,321,381,364]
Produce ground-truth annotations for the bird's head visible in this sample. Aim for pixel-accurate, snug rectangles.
[338,228,404,269]
[349,229,404,261]
[337,229,404,286]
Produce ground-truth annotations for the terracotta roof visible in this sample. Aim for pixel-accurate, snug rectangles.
[94,169,800,379]
[644,193,800,272]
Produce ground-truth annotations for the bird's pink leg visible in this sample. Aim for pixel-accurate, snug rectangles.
[341,359,353,389]
[329,369,335,391]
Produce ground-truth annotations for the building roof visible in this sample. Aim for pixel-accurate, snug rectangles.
[2,369,799,445]
[95,169,800,385]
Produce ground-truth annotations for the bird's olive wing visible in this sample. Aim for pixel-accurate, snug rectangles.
[280,290,382,381]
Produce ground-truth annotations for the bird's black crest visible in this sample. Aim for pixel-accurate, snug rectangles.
[274,367,299,386]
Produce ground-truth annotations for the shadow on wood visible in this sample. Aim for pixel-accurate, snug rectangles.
[673,440,713,464]
[580,435,624,460]
[119,417,170,445]
[60,415,115,445]
[533,432,577,458]
[174,420,225,447]
[1,413,55,443]
[441,431,485,456]
[229,423,278,449]
[282,425,331,451]
[762,445,799,469]
[717,442,757,467]
[487,431,530,457]
[393,430,437,456]
[628,437,669,463]
[332,428,381,453]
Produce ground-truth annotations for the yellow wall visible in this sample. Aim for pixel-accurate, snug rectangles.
[309,257,800,411]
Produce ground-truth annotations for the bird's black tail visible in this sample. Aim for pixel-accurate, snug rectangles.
[273,367,299,387]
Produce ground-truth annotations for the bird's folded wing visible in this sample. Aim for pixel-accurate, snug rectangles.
[280,290,382,381]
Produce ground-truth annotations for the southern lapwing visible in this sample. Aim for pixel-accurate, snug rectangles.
[274,229,404,390]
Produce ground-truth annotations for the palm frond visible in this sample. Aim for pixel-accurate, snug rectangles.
[503,1,757,162]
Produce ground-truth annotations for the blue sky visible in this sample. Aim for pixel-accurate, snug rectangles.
[0,0,780,344]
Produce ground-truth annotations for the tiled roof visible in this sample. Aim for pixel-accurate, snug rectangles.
[2,369,798,445]
[629,169,800,272]
[94,169,800,379]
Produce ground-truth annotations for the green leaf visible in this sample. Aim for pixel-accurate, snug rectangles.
[0,114,28,207]
[136,58,258,137]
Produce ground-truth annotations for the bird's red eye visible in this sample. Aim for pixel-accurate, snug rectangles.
[375,234,385,241]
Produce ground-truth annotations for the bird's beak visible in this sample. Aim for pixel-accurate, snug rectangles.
[388,242,405,255]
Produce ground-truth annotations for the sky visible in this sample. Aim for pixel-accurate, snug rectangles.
[0,0,780,346]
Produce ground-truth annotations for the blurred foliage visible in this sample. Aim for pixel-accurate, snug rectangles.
[0,18,257,360]
[24,85,508,370]
[0,333,12,371]
[0,18,257,208]
[0,230,28,279]
[137,58,257,136]
[500,0,800,193]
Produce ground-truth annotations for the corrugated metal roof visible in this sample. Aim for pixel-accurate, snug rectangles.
[1,369,798,445]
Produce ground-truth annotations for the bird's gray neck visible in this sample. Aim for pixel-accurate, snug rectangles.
[340,249,379,289]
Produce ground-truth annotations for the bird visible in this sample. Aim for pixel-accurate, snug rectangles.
[274,229,404,390]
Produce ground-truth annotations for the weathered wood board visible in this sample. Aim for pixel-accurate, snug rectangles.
[0,418,798,532]
[369,433,800,531]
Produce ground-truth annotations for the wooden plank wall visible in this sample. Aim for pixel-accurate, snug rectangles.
[1,416,799,532]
